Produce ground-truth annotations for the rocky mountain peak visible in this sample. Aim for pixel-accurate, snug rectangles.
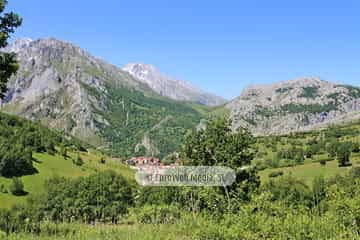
[2,38,33,53]
[227,77,360,135]
[123,63,158,80]
[123,62,226,106]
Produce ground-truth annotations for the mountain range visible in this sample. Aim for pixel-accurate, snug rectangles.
[1,38,359,158]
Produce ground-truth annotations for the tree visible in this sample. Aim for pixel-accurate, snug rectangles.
[9,177,25,196]
[326,139,338,158]
[0,143,36,177]
[180,118,259,209]
[336,142,352,167]
[0,0,22,99]
[181,118,254,168]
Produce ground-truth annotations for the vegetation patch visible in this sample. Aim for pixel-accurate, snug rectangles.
[280,103,337,114]
[275,87,293,94]
[299,86,319,98]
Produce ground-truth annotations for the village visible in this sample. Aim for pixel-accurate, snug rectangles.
[125,156,180,169]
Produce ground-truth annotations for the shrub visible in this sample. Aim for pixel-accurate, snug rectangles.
[349,167,360,179]
[268,171,284,178]
[59,144,68,158]
[136,205,181,224]
[9,177,26,196]
[99,157,106,164]
[0,183,7,193]
[73,155,84,166]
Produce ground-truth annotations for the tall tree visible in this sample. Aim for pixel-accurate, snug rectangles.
[180,118,259,210]
[0,0,22,99]
[181,117,254,168]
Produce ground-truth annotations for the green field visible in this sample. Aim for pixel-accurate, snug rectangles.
[259,156,360,184]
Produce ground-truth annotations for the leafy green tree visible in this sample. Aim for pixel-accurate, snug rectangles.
[181,117,254,168]
[180,118,259,209]
[0,143,35,177]
[326,139,338,157]
[0,0,22,99]
[336,142,352,167]
[9,177,25,196]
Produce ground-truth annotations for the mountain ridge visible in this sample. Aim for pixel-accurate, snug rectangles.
[122,63,226,106]
[226,76,360,135]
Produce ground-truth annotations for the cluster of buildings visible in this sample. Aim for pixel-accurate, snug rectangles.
[125,156,161,167]
[125,155,180,169]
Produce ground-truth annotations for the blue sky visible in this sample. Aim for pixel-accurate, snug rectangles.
[7,0,360,99]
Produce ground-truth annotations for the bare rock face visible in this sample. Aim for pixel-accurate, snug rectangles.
[123,63,226,106]
[226,77,360,135]
[1,38,149,144]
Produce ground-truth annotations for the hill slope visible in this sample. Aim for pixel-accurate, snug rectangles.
[226,77,360,135]
[0,111,133,208]
[1,38,204,158]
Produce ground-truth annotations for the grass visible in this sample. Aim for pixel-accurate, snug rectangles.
[1,222,193,240]
[0,150,134,209]
[258,156,360,185]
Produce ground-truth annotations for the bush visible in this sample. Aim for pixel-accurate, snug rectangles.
[99,157,106,164]
[59,145,68,158]
[73,155,84,166]
[9,178,26,196]
[268,171,284,178]
[262,175,312,207]
[349,167,360,179]
[43,170,133,223]
[319,160,327,166]
[136,205,181,224]
[0,183,7,193]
